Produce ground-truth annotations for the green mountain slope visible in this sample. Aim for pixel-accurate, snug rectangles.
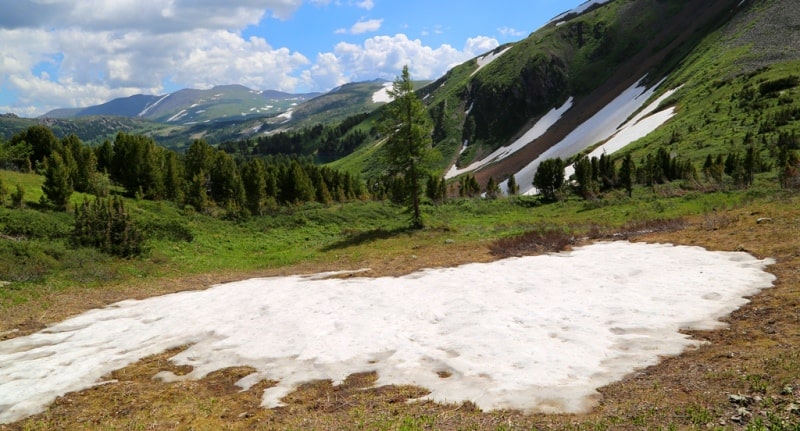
[332,0,800,191]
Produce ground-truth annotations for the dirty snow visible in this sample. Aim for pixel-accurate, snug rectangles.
[0,242,774,424]
[372,82,394,104]
[446,98,573,179]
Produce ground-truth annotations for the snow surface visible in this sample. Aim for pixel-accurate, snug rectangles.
[446,98,573,180]
[277,109,293,123]
[137,94,170,117]
[0,242,775,424]
[585,87,678,160]
[472,46,513,76]
[505,76,667,195]
[372,82,394,104]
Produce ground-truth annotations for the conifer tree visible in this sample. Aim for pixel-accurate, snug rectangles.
[533,158,564,202]
[241,158,269,216]
[485,176,500,199]
[379,65,433,229]
[42,153,73,210]
[619,153,635,197]
[11,184,25,208]
[507,174,519,196]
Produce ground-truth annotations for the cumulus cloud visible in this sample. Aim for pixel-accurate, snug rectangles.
[0,0,502,116]
[0,0,305,31]
[303,34,499,90]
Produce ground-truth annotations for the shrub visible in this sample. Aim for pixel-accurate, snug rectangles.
[489,227,574,257]
[72,196,148,257]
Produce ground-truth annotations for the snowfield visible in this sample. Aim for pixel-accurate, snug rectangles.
[0,242,774,424]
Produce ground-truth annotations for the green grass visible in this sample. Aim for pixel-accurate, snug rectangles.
[0,164,794,317]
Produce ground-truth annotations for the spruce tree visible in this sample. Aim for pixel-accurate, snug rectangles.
[42,153,73,210]
[507,174,519,196]
[619,153,635,197]
[532,158,565,202]
[485,176,500,200]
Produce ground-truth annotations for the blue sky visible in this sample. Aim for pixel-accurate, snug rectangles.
[0,0,588,117]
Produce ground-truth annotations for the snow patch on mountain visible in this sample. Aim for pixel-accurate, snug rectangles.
[472,46,513,76]
[137,94,170,117]
[505,76,668,195]
[446,98,573,180]
[372,82,394,104]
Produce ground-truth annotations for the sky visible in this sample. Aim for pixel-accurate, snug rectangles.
[0,0,590,117]
[0,241,775,423]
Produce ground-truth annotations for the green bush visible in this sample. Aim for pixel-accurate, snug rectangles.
[72,196,148,257]
[0,208,72,239]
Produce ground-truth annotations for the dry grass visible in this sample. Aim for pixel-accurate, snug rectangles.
[3,198,800,430]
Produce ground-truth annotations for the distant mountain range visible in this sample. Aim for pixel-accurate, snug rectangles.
[42,85,322,125]
[1,80,396,148]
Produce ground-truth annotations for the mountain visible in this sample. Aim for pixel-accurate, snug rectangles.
[2,81,397,148]
[330,0,800,195]
[41,85,322,125]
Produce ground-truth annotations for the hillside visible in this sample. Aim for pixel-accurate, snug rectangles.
[334,0,800,196]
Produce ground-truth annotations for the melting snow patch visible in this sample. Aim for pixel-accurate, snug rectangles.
[167,109,188,123]
[472,46,513,76]
[372,82,394,104]
[509,76,667,195]
[0,242,775,424]
[447,98,573,180]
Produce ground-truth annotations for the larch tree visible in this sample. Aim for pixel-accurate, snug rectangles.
[380,65,433,229]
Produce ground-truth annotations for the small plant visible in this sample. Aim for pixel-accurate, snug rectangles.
[10,184,24,209]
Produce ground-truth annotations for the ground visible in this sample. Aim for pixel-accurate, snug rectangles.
[2,196,800,430]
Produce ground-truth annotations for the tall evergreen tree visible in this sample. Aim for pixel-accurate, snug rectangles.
[619,153,635,197]
[379,65,433,229]
[241,158,269,216]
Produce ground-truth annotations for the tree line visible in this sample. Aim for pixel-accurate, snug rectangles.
[0,125,369,217]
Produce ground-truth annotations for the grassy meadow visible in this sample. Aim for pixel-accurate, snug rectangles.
[2,165,800,430]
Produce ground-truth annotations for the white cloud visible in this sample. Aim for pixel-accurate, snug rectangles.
[498,26,526,38]
[350,18,383,35]
[356,0,374,10]
[0,0,306,31]
[0,0,502,117]
[303,34,499,91]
